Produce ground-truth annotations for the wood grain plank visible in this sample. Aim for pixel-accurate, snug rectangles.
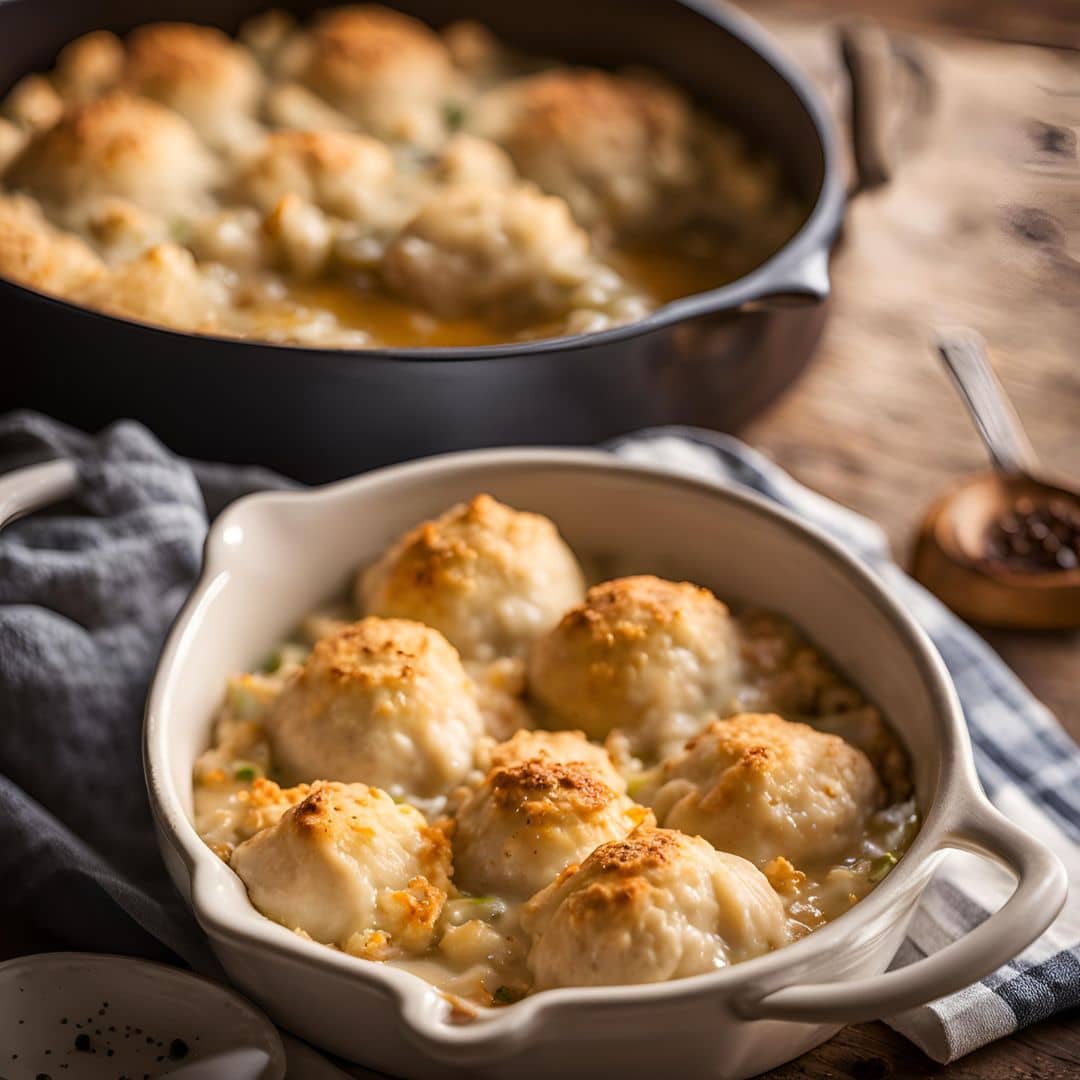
[747,10,1080,739]
[745,9,1080,1077]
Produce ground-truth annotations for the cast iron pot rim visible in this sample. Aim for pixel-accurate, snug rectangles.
[0,0,845,366]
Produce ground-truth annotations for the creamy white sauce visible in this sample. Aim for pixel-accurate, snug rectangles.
[193,593,917,1007]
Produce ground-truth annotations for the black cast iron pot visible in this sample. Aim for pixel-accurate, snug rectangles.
[1,0,846,482]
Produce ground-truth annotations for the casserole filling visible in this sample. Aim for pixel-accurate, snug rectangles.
[0,8,803,347]
[193,495,918,1009]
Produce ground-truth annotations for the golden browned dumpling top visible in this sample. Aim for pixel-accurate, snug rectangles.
[379,182,594,320]
[452,757,650,900]
[231,781,451,960]
[527,575,741,755]
[263,617,484,798]
[52,30,126,103]
[0,74,63,134]
[6,91,218,223]
[647,713,885,869]
[286,4,455,143]
[476,69,696,233]
[74,242,225,330]
[233,129,396,222]
[485,728,626,794]
[522,826,789,989]
[431,133,517,189]
[124,22,264,147]
[0,192,104,294]
[360,495,586,660]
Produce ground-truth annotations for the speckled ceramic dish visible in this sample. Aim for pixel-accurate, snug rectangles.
[0,952,285,1079]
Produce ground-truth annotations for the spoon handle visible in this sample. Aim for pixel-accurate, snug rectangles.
[936,330,1042,477]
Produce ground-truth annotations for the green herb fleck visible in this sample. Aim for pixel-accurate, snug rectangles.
[169,217,192,244]
[493,986,523,1005]
[263,651,283,674]
[227,682,263,720]
[868,852,898,883]
[234,764,259,782]
[625,769,656,799]
[442,102,466,131]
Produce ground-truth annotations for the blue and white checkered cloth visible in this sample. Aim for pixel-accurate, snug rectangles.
[610,428,1080,1063]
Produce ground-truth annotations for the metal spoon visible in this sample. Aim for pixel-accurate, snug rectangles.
[911,329,1080,628]
[937,329,1044,478]
[165,1047,272,1078]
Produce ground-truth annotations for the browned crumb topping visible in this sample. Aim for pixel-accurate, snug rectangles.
[508,70,686,148]
[126,22,245,85]
[763,856,807,896]
[250,129,380,175]
[587,826,682,874]
[557,575,726,644]
[375,494,558,595]
[306,4,449,84]
[569,875,652,914]
[487,759,614,811]
[302,617,447,686]
[20,91,182,159]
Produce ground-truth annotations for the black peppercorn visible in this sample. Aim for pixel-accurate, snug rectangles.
[985,496,1080,572]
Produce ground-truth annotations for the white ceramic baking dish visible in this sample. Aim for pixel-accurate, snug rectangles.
[9,449,1062,1079]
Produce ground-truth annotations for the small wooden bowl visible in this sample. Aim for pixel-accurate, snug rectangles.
[912,472,1080,629]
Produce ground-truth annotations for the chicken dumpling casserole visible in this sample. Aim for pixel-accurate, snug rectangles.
[194,494,918,1010]
[0,7,803,348]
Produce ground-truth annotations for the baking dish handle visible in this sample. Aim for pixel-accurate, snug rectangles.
[0,458,79,530]
[733,800,1067,1024]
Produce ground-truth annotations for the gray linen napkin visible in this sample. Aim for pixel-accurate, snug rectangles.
[0,411,291,970]
[1,412,1076,1066]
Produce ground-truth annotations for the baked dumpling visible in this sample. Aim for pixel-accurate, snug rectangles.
[522,826,788,988]
[431,133,516,188]
[123,22,264,148]
[285,4,455,144]
[78,197,170,263]
[196,777,312,856]
[475,69,696,233]
[74,243,225,330]
[452,759,650,900]
[359,495,586,661]
[52,30,125,103]
[263,618,484,797]
[6,92,218,224]
[485,728,626,794]
[0,192,105,295]
[0,119,25,173]
[380,182,596,320]
[647,713,884,868]
[262,81,353,133]
[233,129,396,223]
[231,781,451,959]
[0,74,63,134]
[527,576,741,755]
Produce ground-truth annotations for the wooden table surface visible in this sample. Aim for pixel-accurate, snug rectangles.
[742,2,1080,1075]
